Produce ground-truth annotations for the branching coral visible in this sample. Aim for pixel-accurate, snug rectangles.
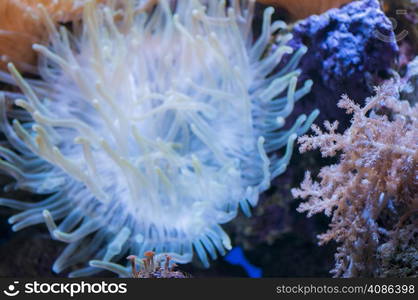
[0,0,317,277]
[292,80,417,277]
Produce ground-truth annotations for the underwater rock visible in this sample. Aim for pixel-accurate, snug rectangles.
[376,224,418,278]
[287,0,399,125]
[0,228,64,277]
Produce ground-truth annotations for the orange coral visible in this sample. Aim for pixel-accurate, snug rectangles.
[0,1,45,72]
[0,0,86,72]
[292,80,418,277]
[257,0,354,19]
[0,0,157,72]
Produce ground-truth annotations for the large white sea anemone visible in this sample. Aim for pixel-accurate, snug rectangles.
[0,0,317,276]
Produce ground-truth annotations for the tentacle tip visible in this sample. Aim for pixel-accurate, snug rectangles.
[266,6,275,14]
[42,209,51,218]
[52,263,62,274]
[6,62,15,72]
[312,109,320,117]
[32,44,42,51]
[300,45,308,54]
[224,242,232,251]
[276,116,285,127]
[289,133,297,141]
[88,260,101,268]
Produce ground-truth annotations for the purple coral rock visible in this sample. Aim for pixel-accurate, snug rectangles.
[288,0,399,124]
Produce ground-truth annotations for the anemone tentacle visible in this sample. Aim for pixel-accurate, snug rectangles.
[0,0,318,277]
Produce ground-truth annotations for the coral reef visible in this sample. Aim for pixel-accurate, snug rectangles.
[0,0,317,277]
[287,0,399,125]
[292,80,417,277]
